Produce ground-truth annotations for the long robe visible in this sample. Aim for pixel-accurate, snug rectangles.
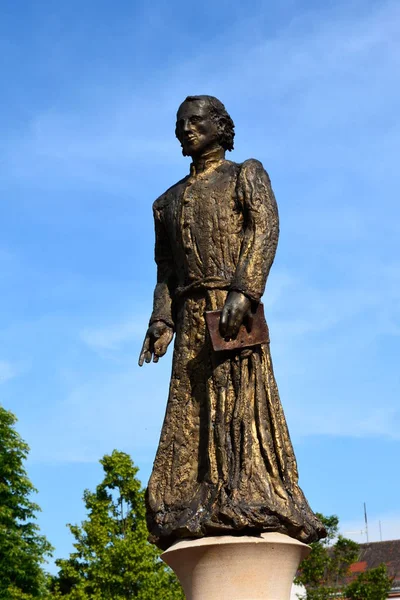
[146,154,325,549]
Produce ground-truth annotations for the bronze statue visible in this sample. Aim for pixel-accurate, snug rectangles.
[139,95,325,550]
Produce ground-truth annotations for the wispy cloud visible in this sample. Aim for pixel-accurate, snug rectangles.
[3,0,399,191]
[26,358,172,471]
[80,316,147,353]
[0,360,19,384]
[269,258,400,340]
[265,257,400,440]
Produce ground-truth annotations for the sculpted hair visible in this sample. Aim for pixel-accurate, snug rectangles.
[176,95,235,152]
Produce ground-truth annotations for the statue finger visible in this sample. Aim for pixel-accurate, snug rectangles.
[139,349,152,366]
[154,339,166,358]
[154,330,173,358]
[219,306,230,337]
[225,309,239,338]
[229,319,241,339]
[223,315,233,338]
[245,310,254,333]
[138,336,150,366]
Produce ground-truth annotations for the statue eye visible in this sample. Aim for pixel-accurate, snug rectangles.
[190,116,202,123]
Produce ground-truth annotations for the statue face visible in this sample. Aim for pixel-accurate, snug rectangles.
[176,100,220,157]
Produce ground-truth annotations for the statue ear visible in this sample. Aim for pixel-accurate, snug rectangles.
[215,117,226,145]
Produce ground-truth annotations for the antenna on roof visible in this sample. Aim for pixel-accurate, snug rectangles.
[379,520,383,542]
[364,502,369,543]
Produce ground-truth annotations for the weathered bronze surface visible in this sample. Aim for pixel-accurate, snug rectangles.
[139,95,326,550]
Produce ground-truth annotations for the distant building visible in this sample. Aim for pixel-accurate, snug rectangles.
[291,539,400,599]
[349,539,400,598]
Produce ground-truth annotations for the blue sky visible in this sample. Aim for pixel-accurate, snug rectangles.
[1,0,399,571]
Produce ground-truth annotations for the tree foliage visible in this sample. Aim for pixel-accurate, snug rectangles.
[52,450,183,600]
[295,514,359,599]
[0,405,53,599]
[345,564,393,600]
[295,514,393,600]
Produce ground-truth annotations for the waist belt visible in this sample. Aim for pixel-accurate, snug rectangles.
[176,277,231,299]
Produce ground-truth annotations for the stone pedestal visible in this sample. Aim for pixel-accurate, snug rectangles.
[161,532,310,600]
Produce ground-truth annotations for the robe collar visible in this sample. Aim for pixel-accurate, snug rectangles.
[190,147,225,176]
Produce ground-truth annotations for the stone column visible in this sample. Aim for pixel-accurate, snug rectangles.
[161,532,310,600]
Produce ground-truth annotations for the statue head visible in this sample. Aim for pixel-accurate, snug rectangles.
[175,95,235,157]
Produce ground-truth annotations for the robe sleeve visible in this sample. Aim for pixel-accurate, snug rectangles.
[149,202,176,328]
[230,159,279,302]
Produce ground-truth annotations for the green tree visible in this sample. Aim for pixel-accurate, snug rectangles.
[295,514,393,600]
[53,450,183,600]
[0,405,53,599]
[345,564,393,600]
[295,514,360,599]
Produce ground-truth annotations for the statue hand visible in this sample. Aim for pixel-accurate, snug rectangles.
[138,321,174,366]
[219,291,252,339]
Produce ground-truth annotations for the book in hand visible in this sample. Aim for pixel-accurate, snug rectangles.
[205,303,269,352]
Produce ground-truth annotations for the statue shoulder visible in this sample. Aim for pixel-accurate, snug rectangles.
[238,158,272,186]
[153,175,189,212]
[240,158,269,177]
